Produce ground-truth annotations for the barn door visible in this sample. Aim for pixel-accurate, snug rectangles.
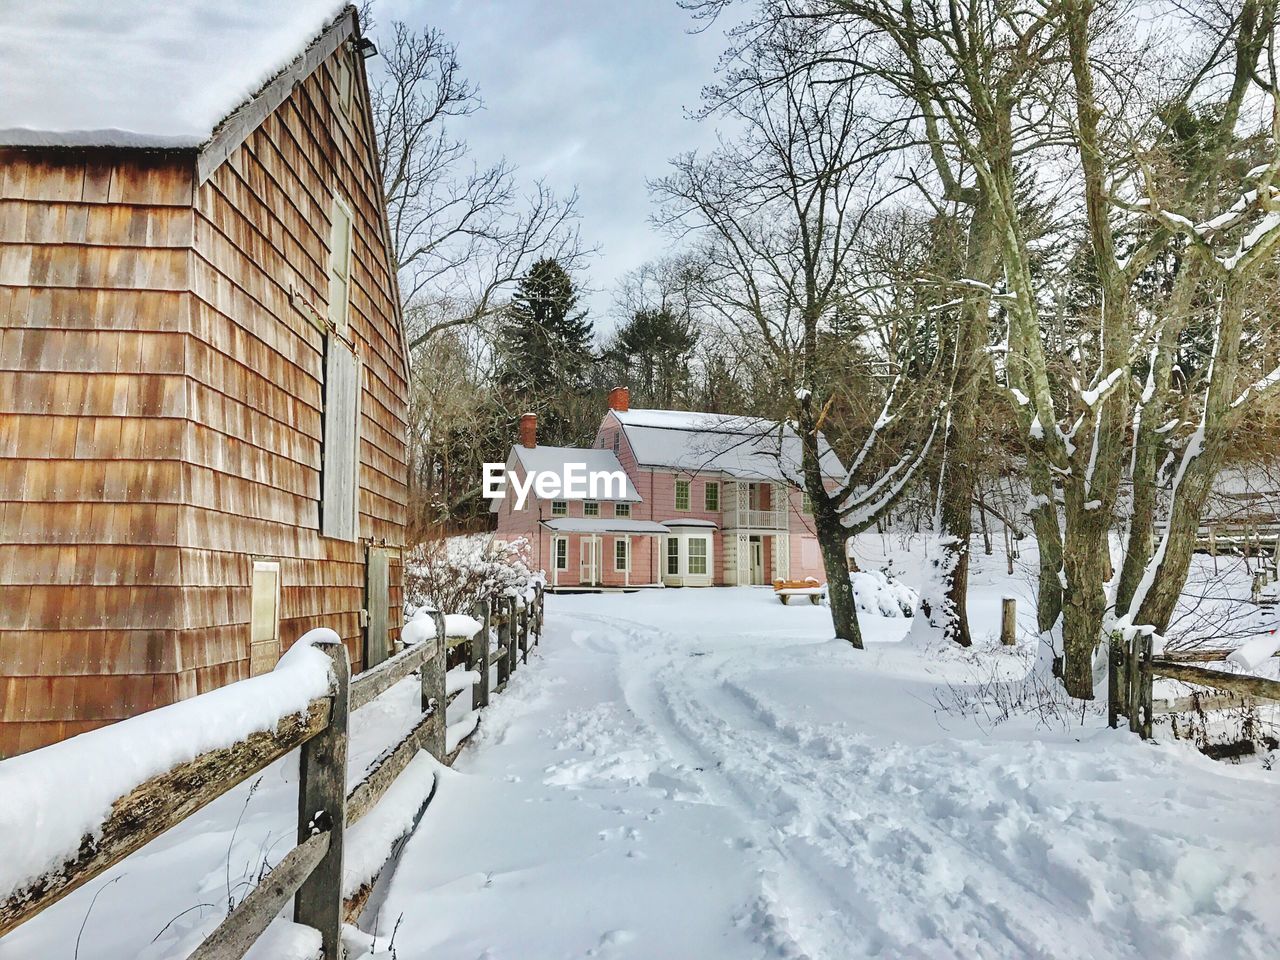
[364,546,391,669]
[321,337,361,540]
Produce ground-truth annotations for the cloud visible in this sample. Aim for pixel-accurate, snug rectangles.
[372,0,728,335]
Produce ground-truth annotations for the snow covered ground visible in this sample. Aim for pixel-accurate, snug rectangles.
[3,538,1276,959]
[371,553,1279,959]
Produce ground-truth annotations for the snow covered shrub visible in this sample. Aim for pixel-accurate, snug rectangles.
[849,570,917,618]
[404,534,534,615]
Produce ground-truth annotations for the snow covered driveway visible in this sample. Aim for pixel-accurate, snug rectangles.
[375,589,1279,960]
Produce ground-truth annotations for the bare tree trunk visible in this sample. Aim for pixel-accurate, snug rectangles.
[1135,282,1250,630]
[816,494,863,647]
[1028,470,1065,632]
[936,197,1000,647]
[1115,305,1182,612]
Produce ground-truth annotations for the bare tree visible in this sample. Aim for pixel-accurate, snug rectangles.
[654,31,943,647]
[368,21,587,351]
[1115,0,1280,631]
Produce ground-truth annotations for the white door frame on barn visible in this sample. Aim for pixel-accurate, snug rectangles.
[364,545,392,669]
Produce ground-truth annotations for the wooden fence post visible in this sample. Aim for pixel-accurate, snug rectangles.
[471,599,490,709]
[999,598,1016,646]
[519,597,530,662]
[1126,634,1142,736]
[496,596,512,688]
[1138,633,1154,740]
[1107,631,1124,729]
[506,596,519,676]
[294,638,349,960]
[423,610,446,758]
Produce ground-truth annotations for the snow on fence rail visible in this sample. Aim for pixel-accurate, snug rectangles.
[0,582,546,960]
[1108,629,1280,752]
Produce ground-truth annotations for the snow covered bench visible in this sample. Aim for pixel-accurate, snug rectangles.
[773,578,826,605]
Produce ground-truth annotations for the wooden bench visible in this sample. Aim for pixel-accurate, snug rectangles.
[773,578,826,605]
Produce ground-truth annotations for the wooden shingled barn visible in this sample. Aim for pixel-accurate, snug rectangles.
[0,2,410,756]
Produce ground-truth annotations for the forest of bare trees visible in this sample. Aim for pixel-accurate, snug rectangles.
[370,0,1280,700]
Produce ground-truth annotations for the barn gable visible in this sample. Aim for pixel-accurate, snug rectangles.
[0,4,409,756]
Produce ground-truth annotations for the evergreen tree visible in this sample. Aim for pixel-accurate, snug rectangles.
[496,258,595,444]
[604,307,698,408]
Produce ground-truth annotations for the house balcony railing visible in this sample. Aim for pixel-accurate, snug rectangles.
[727,507,787,530]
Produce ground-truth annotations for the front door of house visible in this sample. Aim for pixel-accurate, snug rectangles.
[581,537,601,585]
[749,536,764,585]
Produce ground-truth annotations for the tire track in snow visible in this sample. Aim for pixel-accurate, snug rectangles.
[558,608,1266,960]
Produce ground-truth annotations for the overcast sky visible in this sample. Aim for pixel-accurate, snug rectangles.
[376,0,732,337]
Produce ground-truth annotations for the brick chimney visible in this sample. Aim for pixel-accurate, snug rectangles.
[607,386,630,412]
[519,412,537,449]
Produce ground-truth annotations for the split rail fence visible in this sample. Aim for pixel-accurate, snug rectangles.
[1108,631,1280,754]
[0,583,545,960]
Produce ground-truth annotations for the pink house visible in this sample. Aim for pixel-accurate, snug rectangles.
[492,388,844,591]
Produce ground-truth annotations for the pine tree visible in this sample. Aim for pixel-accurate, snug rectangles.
[496,258,595,444]
[604,307,698,408]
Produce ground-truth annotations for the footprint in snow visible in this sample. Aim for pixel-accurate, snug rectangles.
[586,929,638,955]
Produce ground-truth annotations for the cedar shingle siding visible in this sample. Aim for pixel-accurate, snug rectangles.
[0,10,408,757]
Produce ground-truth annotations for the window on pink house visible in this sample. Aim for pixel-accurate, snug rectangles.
[687,537,708,575]
[551,500,568,516]
[553,538,568,570]
[614,502,631,518]
[675,480,690,511]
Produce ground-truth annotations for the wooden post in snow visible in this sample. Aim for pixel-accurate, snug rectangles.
[471,599,490,709]
[423,610,446,758]
[1126,634,1142,736]
[1137,633,1154,740]
[518,597,530,662]
[1000,597,1016,646]
[294,637,349,960]
[1107,632,1124,729]
[496,597,512,688]
[505,596,518,676]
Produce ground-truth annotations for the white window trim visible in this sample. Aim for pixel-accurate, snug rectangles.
[663,532,713,581]
[686,535,710,576]
[551,500,568,516]
[704,481,720,512]
[614,537,629,572]
[583,500,600,517]
[614,502,631,518]
[327,195,354,335]
[553,537,568,571]
[675,479,690,511]
[249,560,282,676]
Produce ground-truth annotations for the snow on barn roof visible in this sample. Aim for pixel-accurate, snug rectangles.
[0,0,349,148]
[508,445,641,502]
[610,409,845,483]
